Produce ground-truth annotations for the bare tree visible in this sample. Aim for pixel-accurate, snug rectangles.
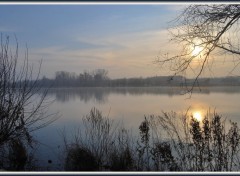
[0,35,57,147]
[157,5,240,92]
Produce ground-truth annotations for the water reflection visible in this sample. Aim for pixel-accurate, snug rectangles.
[193,111,203,121]
[47,86,240,103]
[34,86,240,170]
[49,88,108,103]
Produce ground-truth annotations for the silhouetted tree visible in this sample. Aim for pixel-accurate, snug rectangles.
[93,69,108,81]
[157,5,240,92]
[0,35,56,147]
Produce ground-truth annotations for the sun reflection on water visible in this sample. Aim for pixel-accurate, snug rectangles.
[193,111,203,121]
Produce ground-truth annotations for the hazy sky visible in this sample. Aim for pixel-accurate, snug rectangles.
[1,4,238,79]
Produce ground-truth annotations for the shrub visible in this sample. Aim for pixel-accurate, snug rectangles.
[0,138,36,171]
[64,145,98,171]
[151,142,179,171]
[63,108,240,171]
[109,146,134,171]
[147,111,240,171]
[7,139,28,171]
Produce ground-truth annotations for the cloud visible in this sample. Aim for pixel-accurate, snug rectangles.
[27,27,187,79]
[27,23,240,80]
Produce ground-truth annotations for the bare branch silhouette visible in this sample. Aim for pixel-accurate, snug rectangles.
[157,5,240,93]
[0,35,58,146]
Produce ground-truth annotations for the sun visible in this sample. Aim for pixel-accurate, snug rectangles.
[192,46,203,56]
[193,111,202,121]
[189,39,205,57]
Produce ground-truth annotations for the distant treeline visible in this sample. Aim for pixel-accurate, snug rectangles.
[37,69,240,87]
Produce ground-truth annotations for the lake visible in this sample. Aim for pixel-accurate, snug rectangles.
[32,86,240,170]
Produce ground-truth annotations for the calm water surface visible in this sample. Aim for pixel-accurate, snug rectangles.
[32,86,240,170]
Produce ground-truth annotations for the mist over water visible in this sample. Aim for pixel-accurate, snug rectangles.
[33,86,240,170]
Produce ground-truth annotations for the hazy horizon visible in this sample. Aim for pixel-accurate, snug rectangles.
[1,4,239,79]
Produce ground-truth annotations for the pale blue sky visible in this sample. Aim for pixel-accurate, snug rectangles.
[0,4,186,78]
